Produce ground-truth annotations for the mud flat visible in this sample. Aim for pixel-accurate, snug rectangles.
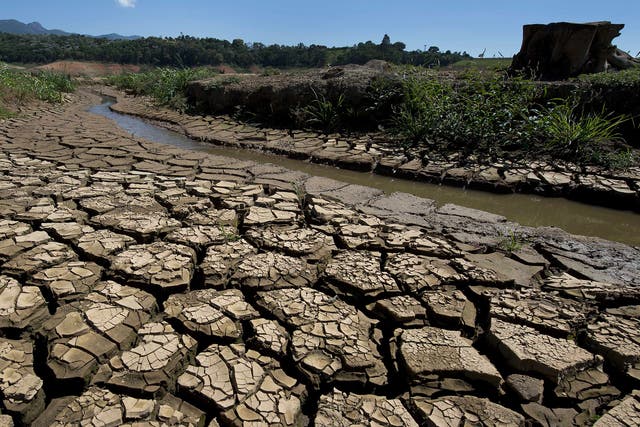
[105,84,640,213]
[0,88,639,425]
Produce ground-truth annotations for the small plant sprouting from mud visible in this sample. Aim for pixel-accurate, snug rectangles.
[291,181,308,209]
[498,229,526,253]
[294,87,345,134]
[217,216,240,242]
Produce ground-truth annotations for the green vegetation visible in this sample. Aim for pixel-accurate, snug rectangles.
[106,67,220,111]
[535,100,630,163]
[576,67,640,87]
[390,70,540,151]
[0,64,75,115]
[293,89,346,133]
[498,230,526,253]
[385,68,637,167]
[446,58,512,71]
[0,33,470,69]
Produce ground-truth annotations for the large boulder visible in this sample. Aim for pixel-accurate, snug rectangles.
[510,21,637,80]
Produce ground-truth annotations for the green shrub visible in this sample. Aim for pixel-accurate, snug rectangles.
[294,88,345,133]
[0,65,75,114]
[536,99,630,161]
[390,71,540,153]
[106,67,220,112]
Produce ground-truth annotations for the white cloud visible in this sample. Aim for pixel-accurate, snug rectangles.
[116,0,136,8]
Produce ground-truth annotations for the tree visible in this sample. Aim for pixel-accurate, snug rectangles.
[381,34,391,46]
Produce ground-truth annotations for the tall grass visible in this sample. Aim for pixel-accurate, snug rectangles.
[538,101,629,156]
[0,64,75,115]
[106,67,220,112]
[388,70,636,167]
[391,72,540,153]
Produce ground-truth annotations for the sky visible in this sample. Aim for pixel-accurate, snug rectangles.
[3,0,640,57]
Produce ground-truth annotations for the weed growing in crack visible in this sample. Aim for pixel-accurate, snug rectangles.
[498,229,526,253]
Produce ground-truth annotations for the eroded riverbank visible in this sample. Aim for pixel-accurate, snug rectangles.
[0,88,640,426]
[91,96,640,246]
[103,86,640,215]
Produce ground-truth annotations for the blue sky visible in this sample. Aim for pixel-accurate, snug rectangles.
[4,0,640,57]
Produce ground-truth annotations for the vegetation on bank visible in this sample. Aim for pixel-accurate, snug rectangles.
[386,69,636,167]
[0,32,470,69]
[0,63,75,117]
[106,67,221,112]
[105,64,638,169]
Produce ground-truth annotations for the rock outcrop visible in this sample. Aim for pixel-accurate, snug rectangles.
[510,21,639,80]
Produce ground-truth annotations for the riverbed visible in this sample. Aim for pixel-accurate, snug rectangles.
[90,100,640,246]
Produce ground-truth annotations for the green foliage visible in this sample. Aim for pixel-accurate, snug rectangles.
[576,68,640,87]
[390,71,540,153]
[0,32,470,69]
[106,67,219,111]
[498,230,526,253]
[294,88,346,133]
[386,70,636,167]
[0,64,75,114]
[535,99,630,161]
[447,58,512,71]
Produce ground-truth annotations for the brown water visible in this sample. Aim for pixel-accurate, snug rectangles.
[89,101,640,246]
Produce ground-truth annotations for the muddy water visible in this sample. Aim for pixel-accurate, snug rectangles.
[89,101,640,246]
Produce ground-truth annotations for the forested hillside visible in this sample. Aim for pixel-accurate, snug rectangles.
[0,32,470,68]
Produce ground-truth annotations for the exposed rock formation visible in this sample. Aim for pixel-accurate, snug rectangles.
[510,21,638,80]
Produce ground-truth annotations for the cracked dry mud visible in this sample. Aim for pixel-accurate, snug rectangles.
[0,89,639,426]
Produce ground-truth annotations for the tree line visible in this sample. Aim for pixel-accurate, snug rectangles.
[0,32,470,68]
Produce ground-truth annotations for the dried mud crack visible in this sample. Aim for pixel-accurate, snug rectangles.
[0,88,639,426]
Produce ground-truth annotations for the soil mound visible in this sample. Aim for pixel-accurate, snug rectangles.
[33,61,140,77]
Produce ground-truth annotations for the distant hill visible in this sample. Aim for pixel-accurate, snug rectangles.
[0,19,140,40]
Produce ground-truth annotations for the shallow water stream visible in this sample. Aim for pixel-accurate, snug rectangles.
[89,100,640,246]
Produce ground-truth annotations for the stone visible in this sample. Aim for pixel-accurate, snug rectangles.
[0,339,44,424]
[256,287,388,388]
[164,289,258,340]
[231,251,317,290]
[510,21,628,80]
[107,321,198,395]
[315,389,418,427]
[396,327,503,389]
[506,374,544,403]
[324,250,400,299]
[177,343,306,426]
[110,242,196,295]
[412,395,525,426]
[488,318,597,383]
[0,275,48,330]
[200,239,257,288]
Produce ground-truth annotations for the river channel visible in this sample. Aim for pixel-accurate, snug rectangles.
[89,100,640,246]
